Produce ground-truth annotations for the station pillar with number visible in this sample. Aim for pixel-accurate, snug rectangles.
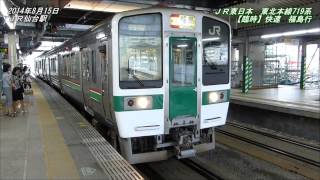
[300,41,307,89]
[242,56,253,93]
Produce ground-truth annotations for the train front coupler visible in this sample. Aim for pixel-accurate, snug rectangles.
[173,128,199,159]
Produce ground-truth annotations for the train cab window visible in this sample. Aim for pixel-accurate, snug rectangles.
[119,13,162,89]
[202,17,230,85]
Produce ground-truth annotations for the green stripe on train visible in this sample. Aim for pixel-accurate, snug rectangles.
[89,91,102,102]
[62,79,81,91]
[113,95,163,112]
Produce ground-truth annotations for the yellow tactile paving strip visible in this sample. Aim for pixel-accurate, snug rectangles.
[33,82,80,179]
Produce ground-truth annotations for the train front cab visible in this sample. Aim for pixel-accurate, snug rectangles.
[112,9,231,164]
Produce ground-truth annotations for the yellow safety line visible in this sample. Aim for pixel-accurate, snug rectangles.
[33,82,80,180]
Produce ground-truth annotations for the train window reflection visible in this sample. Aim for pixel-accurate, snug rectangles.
[119,13,162,89]
[202,17,230,85]
[91,50,97,83]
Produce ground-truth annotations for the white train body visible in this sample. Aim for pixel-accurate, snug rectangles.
[35,8,231,163]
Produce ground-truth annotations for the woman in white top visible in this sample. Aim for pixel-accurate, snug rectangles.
[2,63,13,116]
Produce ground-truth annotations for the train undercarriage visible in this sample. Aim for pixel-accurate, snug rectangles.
[118,126,215,164]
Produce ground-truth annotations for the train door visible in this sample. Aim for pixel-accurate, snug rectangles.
[99,43,111,119]
[46,58,50,81]
[58,55,63,89]
[48,58,52,83]
[41,59,46,79]
[89,48,105,117]
[169,37,197,121]
[81,48,94,115]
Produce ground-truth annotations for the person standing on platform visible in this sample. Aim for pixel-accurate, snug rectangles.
[12,67,25,114]
[22,66,32,89]
[2,63,14,117]
[22,66,32,109]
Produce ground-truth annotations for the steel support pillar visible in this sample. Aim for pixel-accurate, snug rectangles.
[7,31,18,66]
[300,41,307,89]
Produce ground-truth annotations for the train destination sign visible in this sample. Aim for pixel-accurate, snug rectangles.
[170,14,196,29]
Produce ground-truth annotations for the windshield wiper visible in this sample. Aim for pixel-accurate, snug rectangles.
[127,68,145,87]
[132,74,145,87]
[204,60,217,70]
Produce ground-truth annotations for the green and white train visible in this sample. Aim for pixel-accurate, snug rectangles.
[35,7,231,164]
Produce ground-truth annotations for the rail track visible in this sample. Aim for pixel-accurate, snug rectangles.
[135,158,223,180]
[227,122,320,151]
[180,159,223,180]
[216,122,320,168]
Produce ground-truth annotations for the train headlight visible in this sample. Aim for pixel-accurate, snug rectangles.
[136,97,150,109]
[207,90,229,104]
[124,96,153,110]
[208,92,220,103]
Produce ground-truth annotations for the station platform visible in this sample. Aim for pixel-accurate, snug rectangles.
[230,85,320,119]
[0,80,143,180]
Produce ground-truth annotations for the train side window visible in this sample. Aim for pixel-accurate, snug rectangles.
[91,50,97,83]
[74,53,80,79]
[51,58,56,72]
[63,55,68,77]
[68,54,71,77]
[54,58,57,72]
[98,45,107,74]
[51,59,53,72]
[83,50,90,80]
[64,56,66,76]
[70,53,75,78]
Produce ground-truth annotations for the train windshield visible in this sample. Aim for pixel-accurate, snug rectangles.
[119,13,162,89]
[202,17,230,85]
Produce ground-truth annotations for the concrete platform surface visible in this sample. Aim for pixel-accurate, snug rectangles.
[231,85,320,119]
[0,80,143,180]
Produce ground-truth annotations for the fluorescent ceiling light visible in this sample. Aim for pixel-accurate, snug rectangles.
[64,0,149,13]
[202,37,220,42]
[40,41,63,47]
[0,0,16,29]
[177,44,188,48]
[0,0,9,16]
[96,32,106,39]
[36,46,54,51]
[261,28,320,39]
[64,24,93,31]
[72,46,80,51]
[35,41,63,51]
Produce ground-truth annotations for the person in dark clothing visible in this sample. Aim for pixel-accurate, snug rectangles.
[12,66,25,114]
[22,66,32,89]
